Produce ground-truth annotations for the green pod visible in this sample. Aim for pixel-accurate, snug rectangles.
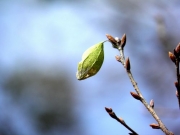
[76,42,104,80]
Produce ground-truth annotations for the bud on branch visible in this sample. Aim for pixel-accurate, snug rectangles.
[106,34,118,48]
[120,34,126,48]
[168,52,176,63]
[130,92,141,101]
[150,99,154,108]
[126,57,131,71]
[150,123,160,129]
[175,43,180,56]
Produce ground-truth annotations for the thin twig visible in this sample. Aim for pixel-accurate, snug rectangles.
[169,49,180,108]
[117,43,173,135]
[106,34,174,135]
[174,43,180,108]
[175,56,180,108]
[105,107,138,135]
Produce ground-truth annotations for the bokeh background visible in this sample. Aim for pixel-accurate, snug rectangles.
[0,0,180,135]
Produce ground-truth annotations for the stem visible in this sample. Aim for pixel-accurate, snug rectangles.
[105,107,138,135]
[118,45,173,135]
[122,121,138,135]
[176,57,180,108]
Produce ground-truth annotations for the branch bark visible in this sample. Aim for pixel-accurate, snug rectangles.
[116,37,173,135]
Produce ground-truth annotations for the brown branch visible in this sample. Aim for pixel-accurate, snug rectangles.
[175,57,180,108]
[125,69,173,135]
[169,43,180,108]
[106,34,173,135]
[175,43,180,108]
[105,107,138,135]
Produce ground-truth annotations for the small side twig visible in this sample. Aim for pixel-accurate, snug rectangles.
[105,107,138,135]
[106,34,174,135]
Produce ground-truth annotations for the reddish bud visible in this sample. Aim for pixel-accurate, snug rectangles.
[105,107,112,113]
[106,34,117,48]
[168,52,176,63]
[105,107,117,119]
[174,82,179,90]
[175,43,180,55]
[150,99,154,108]
[150,123,160,129]
[174,49,178,57]
[120,34,126,48]
[125,57,131,71]
[130,92,141,100]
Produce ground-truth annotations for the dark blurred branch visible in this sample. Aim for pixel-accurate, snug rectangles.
[175,52,180,108]
[169,43,180,108]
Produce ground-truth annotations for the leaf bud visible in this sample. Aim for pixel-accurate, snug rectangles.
[106,34,117,48]
[150,123,160,129]
[175,43,180,55]
[120,34,126,48]
[150,99,154,108]
[130,92,141,100]
[168,52,176,63]
[174,82,179,90]
[125,57,131,71]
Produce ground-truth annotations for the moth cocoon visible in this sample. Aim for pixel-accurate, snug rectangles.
[76,42,104,80]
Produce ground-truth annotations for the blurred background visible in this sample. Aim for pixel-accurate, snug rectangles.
[0,0,180,135]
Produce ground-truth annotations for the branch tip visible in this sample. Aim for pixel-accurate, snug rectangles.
[175,43,180,55]
[105,107,112,112]
[115,37,121,44]
[106,34,118,48]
